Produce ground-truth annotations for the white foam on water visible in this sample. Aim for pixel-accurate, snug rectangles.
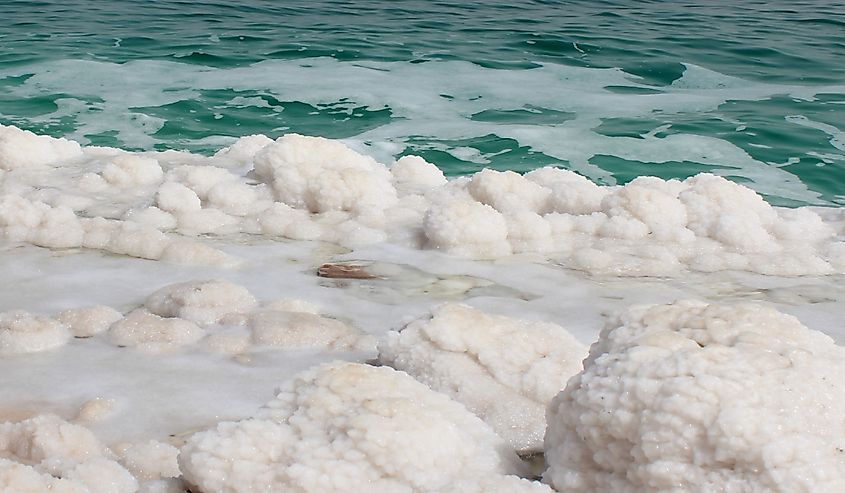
[786,114,845,152]
[3,58,844,203]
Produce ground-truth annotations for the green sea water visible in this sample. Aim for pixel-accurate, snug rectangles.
[1,0,843,205]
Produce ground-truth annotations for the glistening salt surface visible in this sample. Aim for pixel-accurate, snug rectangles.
[1,127,844,491]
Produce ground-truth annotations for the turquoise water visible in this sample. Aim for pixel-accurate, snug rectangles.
[1,0,843,205]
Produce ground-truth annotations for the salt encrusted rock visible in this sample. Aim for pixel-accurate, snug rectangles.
[156,182,202,213]
[57,306,123,338]
[263,298,321,315]
[109,309,203,351]
[179,362,540,493]
[544,300,845,493]
[390,155,447,195]
[119,440,180,482]
[0,311,70,356]
[423,198,512,258]
[249,311,373,351]
[75,398,117,424]
[0,415,137,493]
[212,134,273,166]
[101,155,163,187]
[145,280,258,325]
[253,133,398,215]
[0,124,82,170]
[467,168,552,215]
[379,303,587,453]
[1,124,842,276]
[164,165,238,201]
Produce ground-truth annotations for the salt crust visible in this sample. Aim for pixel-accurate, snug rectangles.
[179,361,550,493]
[379,303,587,453]
[2,279,372,355]
[144,280,258,325]
[1,124,841,275]
[545,300,845,493]
[57,305,123,338]
[0,415,137,493]
[0,310,70,355]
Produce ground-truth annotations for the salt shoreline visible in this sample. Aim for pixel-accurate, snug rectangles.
[2,125,844,491]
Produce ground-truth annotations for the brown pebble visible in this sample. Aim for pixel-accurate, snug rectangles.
[317,263,378,279]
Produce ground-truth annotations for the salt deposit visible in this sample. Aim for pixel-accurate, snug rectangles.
[379,303,587,453]
[179,361,545,493]
[0,415,137,493]
[544,300,845,492]
[0,124,841,275]
[57,306,123,338]
[1,123,844,492]
[144,280,257,325]
[0,310,70,355]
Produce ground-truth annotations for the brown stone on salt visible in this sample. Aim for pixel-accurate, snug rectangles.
[317,263,379,279]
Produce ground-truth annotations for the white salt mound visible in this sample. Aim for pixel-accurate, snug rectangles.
[179,362,543,493]
[249,310,373,351]
[109,309,203,351]
[57,305,123,338]
[145,280,258,325]
[119,440,181,482]
[0,124,842,276]
[0,310,70,355]
[379,303,587,453]
[0,415,137,493]
[544,300,845,493]
[0,124,82,170]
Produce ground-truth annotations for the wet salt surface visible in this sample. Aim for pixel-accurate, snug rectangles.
[3,237,844,449]
[2,127,845,491]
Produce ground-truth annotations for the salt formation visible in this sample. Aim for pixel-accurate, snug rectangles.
[0,310,70,355]
[0,124,841,276]
[109,309,204,351]
[249,310,373,351]
[0,124,82,170]
[179,362,548,493]
[57,306,123,338]
[145,280,258,325]
[544,300,845,493]
[379,303,587,453]
[0,414,137,493]
[118,440,181,483]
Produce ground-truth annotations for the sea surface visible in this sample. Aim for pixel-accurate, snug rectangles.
[1,0,844,205]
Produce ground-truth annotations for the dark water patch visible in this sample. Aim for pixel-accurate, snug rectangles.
[603,85,664,95]
[470,107,575,125]
[131,89,395,151]
[399,134,569,176]
[589,155,724,185]
[593,118,665,139]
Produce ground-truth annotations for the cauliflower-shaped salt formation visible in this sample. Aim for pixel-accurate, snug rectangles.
[211,134,273,166]
[0,124,82,170]
[253,133,398,215]
[119,440,180,482]
[423,198,512,258]
[390,155,447,195]
[0,415,137,493]
[545,300,845,493]
[379,303,587,453]
[180,362,539,493]
[249,310,373,351]
[57,306,123,338]
[145,280,257,325]
[467,169,551,215]
[101,155,164,187]
[0,310,70,356]
[109,309,203,351]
